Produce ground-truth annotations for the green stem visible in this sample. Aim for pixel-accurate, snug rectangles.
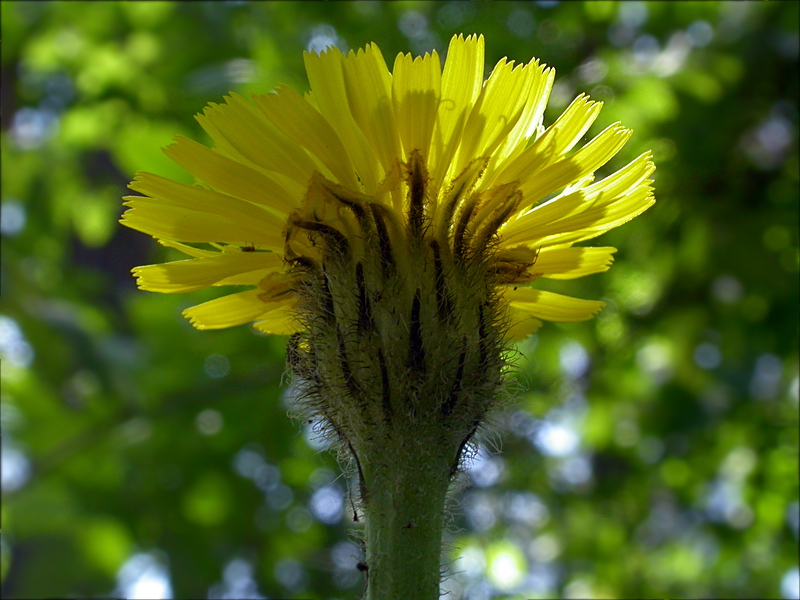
[360,436,453,600]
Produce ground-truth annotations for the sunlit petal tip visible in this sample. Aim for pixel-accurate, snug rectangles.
[616,124,633,138]
[521,246,619,280]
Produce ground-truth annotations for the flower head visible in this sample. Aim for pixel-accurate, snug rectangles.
[122,34,655,345]
[122,33,655,460]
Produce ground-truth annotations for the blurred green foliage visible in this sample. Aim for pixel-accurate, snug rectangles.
[1,1,798,599]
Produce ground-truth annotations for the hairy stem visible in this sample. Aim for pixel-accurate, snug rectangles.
[360,435,453,600]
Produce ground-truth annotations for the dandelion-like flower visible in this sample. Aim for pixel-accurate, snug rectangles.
[121,34,654,598]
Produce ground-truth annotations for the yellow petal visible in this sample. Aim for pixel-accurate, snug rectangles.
[455,58,534,175]
[505,310,543,342]
[195,93,319,189]
[163,136,299,216]
[133,252,284,293]
[500,188,588,245]
[183,290,294,330]
[519,123,632,203]
[430,34,485,189]
[485,61,555,177]
[253,85,359,190]
[156,238,218,259]
[496,93,603,184]
[506,288,605,322]
[123,173,286,250]
[342,43,401,175]
[583,150,656,198]
[252,304,301,335]
[530,246,617,279]
[121,200,284,251]
[501,152,655,247]
[392,50,442,161]
[543,185,655,246]
[303,46,380,193]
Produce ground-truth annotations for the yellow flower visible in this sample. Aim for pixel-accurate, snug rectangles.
[121,34,654,342]
[122,38,656,596]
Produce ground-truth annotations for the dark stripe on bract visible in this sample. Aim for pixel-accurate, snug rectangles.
[478,302,488,366]
[355,262,373,333]
[478,198,519,247]
[409,290,425,374]
[441,340,466,417]
[337,326,361,399]
[377,348,393,424]
[453,198,477,260]
[369,204,395,274]
[319,266,335,318]
[439,179,467,235]
[430,240,453,320]
[347,439,368,504]
[292,219,350,256]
